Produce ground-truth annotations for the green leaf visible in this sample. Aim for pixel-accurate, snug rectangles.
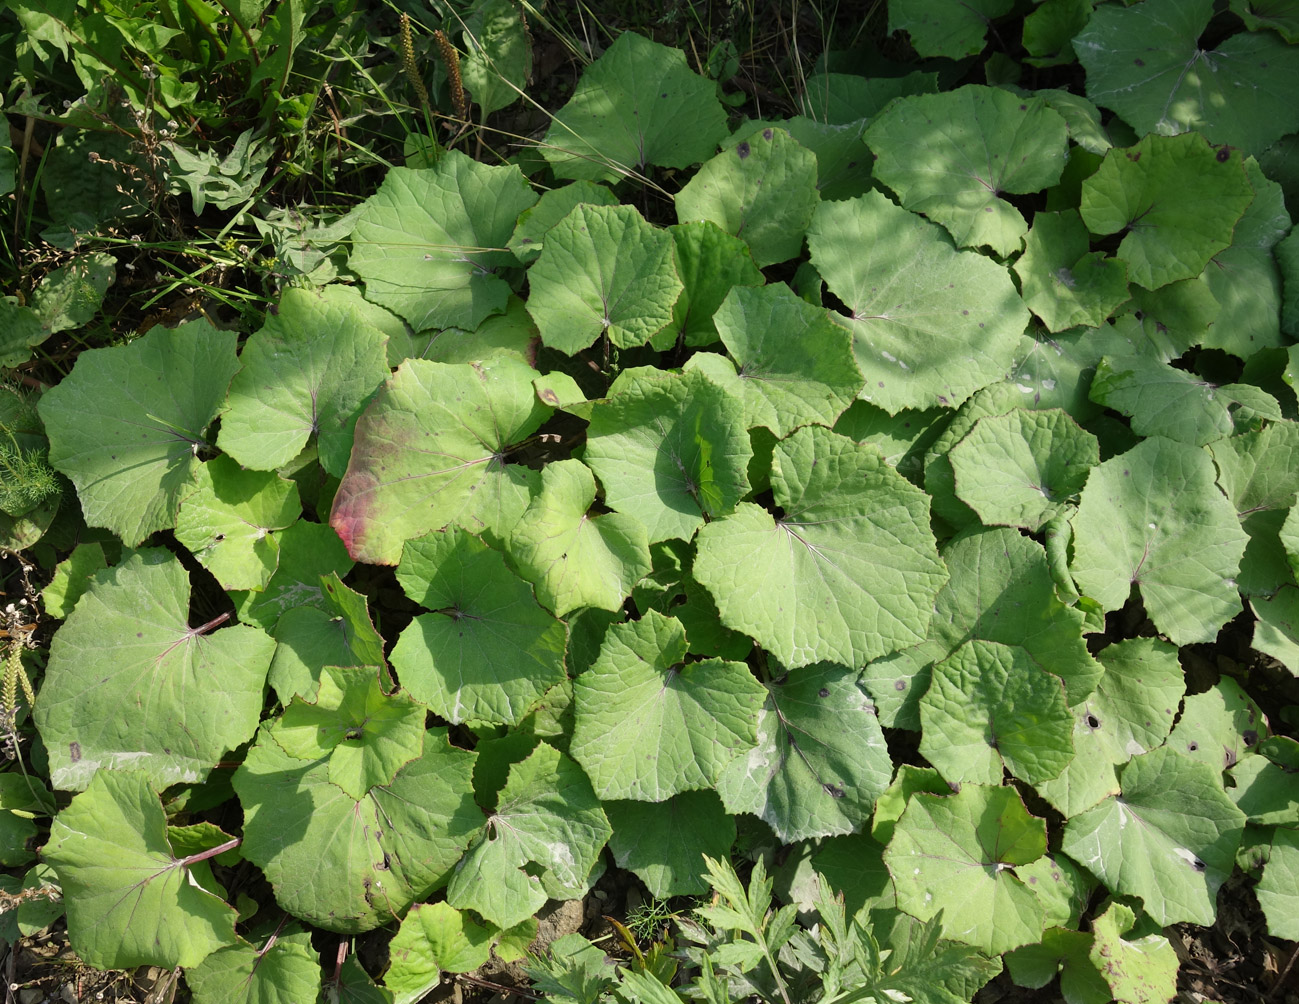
[330,356,550,564]
[175,456,301,591]
[233,727,480,934]
[1257,826,1299,939]
[887,0,1016,58]
[391,527,567,726]
[675,126,820,268]
[1253,586,1299,675]
[525,203,682,353]
[1166,677,1264,775]
[1230,0,1299,41]
[1012,210,1130,331]
[585,368,751,543]
[808,191,1029,413]
[1088,902,1179,1004]
[347,155,538,332]
[447,743,610,929]
[1006,927,1110,1004]
[385,902,494,999]
[862,527,1100,730]
[269,665,425,799]
[218,286,391,476]
[707,283,864,437]
[1076,0,1299,153]
[1079,133,1254,290]
[1201,157,1291,356]
[460,0,531,116]
[29,252,116,334]
[35,550,274,792]
[267,576,386,702]
[606,791,736,897]
[240,520,355,632]
[919,640,1073,786]
[1089,355,1254,446]
[1211,417,1299,598]
[39,320,239,545]
[658,221,764,349]
[1061,747,1246,925]
[695,425,945,670]
[570,611,764,801]
[800,70,938,123]
[43,770,238,969]
[508,181,619,264]
[1070,436,1247,645]
[42,541,108,620]
[948,408,1099,532]
[506,459,652,618]
[541,32,728,183]
[1036,637,1185,818]
[885,783,1047,954]
[863,86,1068,254]
[715,662,892,841]
[0,298,50,368]
[185,926,321,1004]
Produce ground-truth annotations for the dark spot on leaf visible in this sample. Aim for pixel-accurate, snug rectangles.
[737,142,751,159]
[163,748,170,754]
[1028,875,1038,884]
[1085,713,1100,729]
[1187,741,1199,752]
[894,679,906,691]
[1216,145,1230,162]
[823,783,845,798]
[1190,857,1206,872]
[1224,747,1237,768]
[345,726,364,741]
[540,389,560,405]
[961,309,969,315]
[1019,104,1027,111]
[1126,152,1141,162]
[136,632,143,638]
[1134,58,1145,66]
[69,742,81,762]
[661,92,667,98]
[214,533,225,542]
[1243,730,1258,746]
[762,128,773,140]
[818,687,830,698]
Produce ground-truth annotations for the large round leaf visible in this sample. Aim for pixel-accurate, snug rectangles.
[1070,436,1247,645]
[541,31,728,183]
[1076,0,1299,153]
[715,662,892,841]
[919,640,1074,787]
[505,459,652,618]
[885,783,1048,955]
[1012,210,1130,332]
[330,356,551,565]
[38,320,238,545]
[347,154,537,332]
[35,550,274,792]
[1079,133,1254,290]
[1061,747,1246,926]
[709,282,864,437]
[570,611,765,802]
[446,743,610,929]
[674,126,820,268]
[694,425,946,670]
[863,86,1068,255]
[887,0,1016,58]
[390,527,567,726]
[584,368,751,543]
[174,456,301,591]
[525,203,681,354]
[43,770,238,970]
[605,791,736,898]
[217,285,390,475]
[808,191,1029,414]
[233,727,480,933]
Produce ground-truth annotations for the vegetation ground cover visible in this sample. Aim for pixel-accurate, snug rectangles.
[2,0,1299,1002]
